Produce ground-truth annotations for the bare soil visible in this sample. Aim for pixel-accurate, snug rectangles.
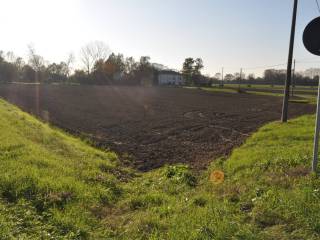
[0,84,315,171]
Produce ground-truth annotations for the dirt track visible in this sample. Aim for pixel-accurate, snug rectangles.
[0,84,315,171]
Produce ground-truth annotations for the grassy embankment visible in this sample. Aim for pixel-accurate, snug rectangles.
[0,98,320,239]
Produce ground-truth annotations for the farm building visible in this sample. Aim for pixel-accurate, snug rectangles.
[157,70,184,85]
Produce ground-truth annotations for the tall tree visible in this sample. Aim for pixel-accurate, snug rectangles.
[46,62,69,82]
[21,65,36,82]
[14,57,25,71]
[27,45,44,72]
[182,57,195,85]
[80,41,110,74]
[5,51,16,63]
[193,58,204,85]
[124,57,138,75]
[193,58,204,76]
[139,56,151,69]
[65,53,75,77]
[247,73,255,81]
[105,53,125,80]
[137,56,154,86]
[0,61,19,82]
[27,44,45,82]
[224,74,234,81]
[92,59,109,84]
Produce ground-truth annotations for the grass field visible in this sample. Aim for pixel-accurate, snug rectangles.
[186,84,318,104]
[0,99,134,239]
[1,98,320,239]
[224,83,318,90]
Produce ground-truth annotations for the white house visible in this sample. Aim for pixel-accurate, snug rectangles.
[157,70,184,85]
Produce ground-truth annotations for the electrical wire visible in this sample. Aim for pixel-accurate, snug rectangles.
[243,63,287,70]
[216,58,320,74]
[295,57,320,63]
[296,61,320,64]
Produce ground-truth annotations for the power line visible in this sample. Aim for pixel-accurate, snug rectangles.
[295,57,320,62]
[243,63,287,70]
[213,58,320,74]
[296,60,320,64]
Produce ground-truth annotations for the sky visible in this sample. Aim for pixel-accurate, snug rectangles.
[0,0,319,76]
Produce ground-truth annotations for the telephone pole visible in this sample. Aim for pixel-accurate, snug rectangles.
[239,68,243,90]
[281,0,298,122]
[221,67,224,87]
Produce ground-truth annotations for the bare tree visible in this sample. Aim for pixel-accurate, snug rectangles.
[5,51,16,63]
[27,44,45,73]
[5,51,25,71]
[14,57,25,72]
[65,52,75,77]
[80,41,110,74]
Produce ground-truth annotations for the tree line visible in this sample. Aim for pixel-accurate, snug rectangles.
[0,42,165,86]
[216,69,320,86]
[0,41,319,86]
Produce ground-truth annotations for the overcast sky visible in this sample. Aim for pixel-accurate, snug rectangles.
[0,0,319,76]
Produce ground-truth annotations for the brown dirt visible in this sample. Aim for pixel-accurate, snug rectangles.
[0,84,315,171]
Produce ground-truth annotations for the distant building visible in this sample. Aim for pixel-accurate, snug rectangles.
[157,70,184,85]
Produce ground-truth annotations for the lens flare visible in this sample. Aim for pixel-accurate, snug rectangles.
[209,170,224,184]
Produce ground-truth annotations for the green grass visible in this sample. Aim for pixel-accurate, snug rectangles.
[0,99,134,239]
[224,84,317,91]
[184,86,239,94]
[113,115,320,239]
[186,85,317,105]
[224,84,284,89]
[0,99,320,239]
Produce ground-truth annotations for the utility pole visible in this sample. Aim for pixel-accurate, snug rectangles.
[291,59,296,97]
[281,0,298,122]
[313,79,320,172]
[239,68,243,90]
[221,67,224,87]
[302,15,320,172]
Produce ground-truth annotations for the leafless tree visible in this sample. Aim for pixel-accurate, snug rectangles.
[5,51,16,63]
[27,44,45,82]
[65,52,75,77]
[27,44,45,72]
[80,41,110,74]
[14,57,25,71]
[5,51,24,70]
